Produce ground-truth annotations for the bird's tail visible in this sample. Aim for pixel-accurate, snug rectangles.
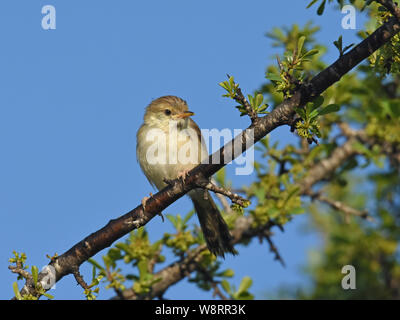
[189,189,237,258]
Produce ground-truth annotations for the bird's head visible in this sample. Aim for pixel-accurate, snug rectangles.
[143,96,194,129]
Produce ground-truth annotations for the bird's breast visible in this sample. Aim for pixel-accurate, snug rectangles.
[137,124,207,190]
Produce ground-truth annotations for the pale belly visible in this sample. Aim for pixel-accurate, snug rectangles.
[137,124,208,190]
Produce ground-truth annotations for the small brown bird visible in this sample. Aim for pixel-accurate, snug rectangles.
[136,96,237,257]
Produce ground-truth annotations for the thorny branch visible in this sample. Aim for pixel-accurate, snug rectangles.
[307,190,372,222]
[8,264,31,282]
[193,177,249,207]
[72,268,90,290]
[261,230,286,267]
[233,87,259,123]
[12,13,400,299]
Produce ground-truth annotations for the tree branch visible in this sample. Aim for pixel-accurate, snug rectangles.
[233,87,259,123]
[193,177,249,207]
[262,230,286,267]
[72,267,90,290]
[307,191,372,222]
[13,15,400,299]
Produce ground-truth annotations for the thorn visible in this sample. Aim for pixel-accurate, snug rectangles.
[157,212,165,222]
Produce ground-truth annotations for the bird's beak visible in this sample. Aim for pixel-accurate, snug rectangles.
[175,111,195,119]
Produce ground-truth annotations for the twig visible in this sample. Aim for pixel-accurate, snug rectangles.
[8,265,31,281]
[263,230,286,267]
[339,122,400,166]
[300,137,360,193]
[376,0,400,20]
[308,191,373,222]
[72,267,90,290]
[148,248,162,274]
[233,87,259,123]
[194,177,249,207]
[211,179,234,214]
[196,266,229,300]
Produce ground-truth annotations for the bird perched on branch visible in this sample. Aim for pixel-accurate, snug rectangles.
[136,96,237,257]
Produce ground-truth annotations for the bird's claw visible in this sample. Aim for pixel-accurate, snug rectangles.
[141,196,150,210]
[141,193,164,222]
[177,169,191,184]
[141,192,154,210]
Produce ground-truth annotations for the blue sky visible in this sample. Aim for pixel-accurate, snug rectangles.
[0,1,366,299]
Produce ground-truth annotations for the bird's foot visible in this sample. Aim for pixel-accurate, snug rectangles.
[177,169,191,184]
[141,196,150,210]
[141,192,155,210]
[141,193,164,222]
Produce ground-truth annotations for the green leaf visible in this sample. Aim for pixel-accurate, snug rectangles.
[238,276,252,294]
[318,104,340,116]
[102,255,114,269]
[255,93,264,108]
[88,258,105,271]
[108,248,123,261]
[221,280,231,294]
[215,167,226,186]
[307,0,319,8]
[295,107,306,119]
[218,81,228,91]
[43,293,54,299]
[334,35,343,51]
[31,265,39,285]
[317,0,326,15]
[266,72,282,82]
[302,49,319,58]
[313,96,324,109]
[291,207,305,215]
[307,100,323,119]
[389,101,400,117]
[92,265,97,281]
[285,186,300,203]
[309,109,320,120]
[138,260,148,279]
[13,282,22,300]
[183,210,195,225]
[237,292,254,300]
[258,104,268,113]
[229,75,234,87]
[219,269,235,278]
[297,36,306,55]
[166,214,178,227]
[352,141,372,157]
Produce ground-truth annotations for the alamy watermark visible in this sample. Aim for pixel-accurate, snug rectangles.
[143,121,254,176]
[341,264,356,290]
[41,5,56,30]
[341,5,356,30]
[40,265,57,290]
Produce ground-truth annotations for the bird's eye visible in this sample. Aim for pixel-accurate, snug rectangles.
[164,109,171,116]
